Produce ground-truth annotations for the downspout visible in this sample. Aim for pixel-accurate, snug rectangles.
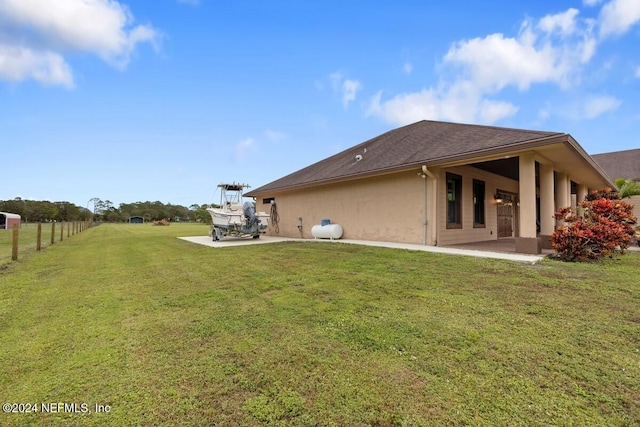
[421,165,436,246]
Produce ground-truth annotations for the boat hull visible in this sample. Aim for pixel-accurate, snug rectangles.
[206,207,269,240]
[209,208,243,227]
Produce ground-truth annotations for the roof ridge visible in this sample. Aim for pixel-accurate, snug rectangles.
[592,148,640,156]
[413,119,562,136]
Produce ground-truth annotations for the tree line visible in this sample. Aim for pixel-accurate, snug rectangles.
[0,198,217,224]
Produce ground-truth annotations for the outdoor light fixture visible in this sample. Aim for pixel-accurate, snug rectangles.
[494,193,504,204]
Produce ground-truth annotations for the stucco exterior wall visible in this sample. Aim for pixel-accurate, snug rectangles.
[436,165,520,246]
[252,165,528,246]
[254,171,428,244]
[252,161,612,247]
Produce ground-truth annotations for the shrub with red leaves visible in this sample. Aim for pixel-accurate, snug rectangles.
[583,187,620,201]
[551,192,637,262]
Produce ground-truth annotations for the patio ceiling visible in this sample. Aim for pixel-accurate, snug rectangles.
[462,141,612,191]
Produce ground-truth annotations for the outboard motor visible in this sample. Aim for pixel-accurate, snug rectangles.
[243,201,258,227]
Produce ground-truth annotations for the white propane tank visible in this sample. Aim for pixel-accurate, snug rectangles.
[311,224,343,240]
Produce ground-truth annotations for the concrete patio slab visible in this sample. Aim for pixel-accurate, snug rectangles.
[178,235,299,248]
[179,235,545,263]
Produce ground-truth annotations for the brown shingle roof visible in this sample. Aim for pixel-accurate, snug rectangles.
[592,149,640,181]
[247,120,565,195]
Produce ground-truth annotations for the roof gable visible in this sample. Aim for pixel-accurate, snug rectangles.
[248,120,564,195]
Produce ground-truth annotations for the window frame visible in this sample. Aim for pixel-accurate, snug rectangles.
[446,172,463,229]
[473,179,486,228]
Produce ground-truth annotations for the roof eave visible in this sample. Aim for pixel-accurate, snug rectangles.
[564,135,616,188]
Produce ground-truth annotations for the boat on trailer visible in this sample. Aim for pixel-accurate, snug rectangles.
[206,182,269,240]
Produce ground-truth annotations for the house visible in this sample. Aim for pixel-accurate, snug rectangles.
[592,148,640,221]
[0,212,21,230]
[246,120,614,254]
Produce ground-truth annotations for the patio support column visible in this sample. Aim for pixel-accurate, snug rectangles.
[555,171,571,227]
[516,153,541,254]
[539,163,555,249]
[576,184,588,216]
[555,172,571,210]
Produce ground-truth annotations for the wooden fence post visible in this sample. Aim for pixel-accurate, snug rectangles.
[12,223,19,261]
[37,223,42,251]
[67,221,70,238]
[51,222,55,245]
[60,222,64,242]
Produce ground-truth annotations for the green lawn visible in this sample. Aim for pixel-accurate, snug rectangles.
[1,223,639,426]
[0,222,86,266]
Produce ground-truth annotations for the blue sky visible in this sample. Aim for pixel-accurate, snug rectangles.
[1,0,639,208]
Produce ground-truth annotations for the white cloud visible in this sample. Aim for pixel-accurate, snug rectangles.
[479,99,520,123]
[234,138,256,162]
[329,71,362,108]
[538,108,551,121]
[538,8,580,35]
[342,79,362,108]
[177,0,199,5]
[584,0,603,5]
[582,95,621,118]
[635,66,640,78]
[599,0,640,37]
[403,62,413,75]
[264,129,285,142]
[369,9,598,126]
[444,15,595,92]
[444,32,559,92]
[0,0,159,86]
[367,84,518,126]
[0,45,73,87]
[329,71,343,90]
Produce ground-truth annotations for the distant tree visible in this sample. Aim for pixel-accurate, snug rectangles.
[0,198,223,223]
[0,199,87,222]
[55,201,81,221]
[77,207,92,221]
[0,199,24,217]
[89,197,102,217]
[166,203,189,222]
[615,178,640,199]
[191,204,212,223]
[103,207,124,222]
[30,201,54,221]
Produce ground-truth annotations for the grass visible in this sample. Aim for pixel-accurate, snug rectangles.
[0,223,639,426]
[0,222,84,266]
